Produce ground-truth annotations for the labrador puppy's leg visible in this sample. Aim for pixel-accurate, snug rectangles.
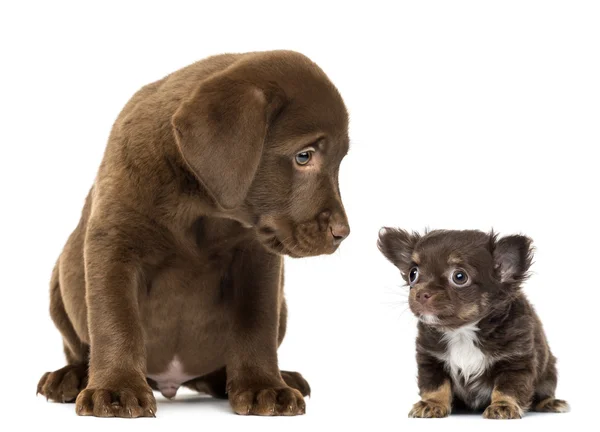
[74,219,156,418]
[277,299,310,397]
[37,264,89,402]
[184,295,310,401]
[225,245,305,416]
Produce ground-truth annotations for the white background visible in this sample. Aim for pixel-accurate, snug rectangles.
[1,1,598,431]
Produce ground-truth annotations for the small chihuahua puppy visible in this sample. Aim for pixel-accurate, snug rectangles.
[378,228,569,419]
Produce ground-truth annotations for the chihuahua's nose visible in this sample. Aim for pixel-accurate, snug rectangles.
[416,291,432,305]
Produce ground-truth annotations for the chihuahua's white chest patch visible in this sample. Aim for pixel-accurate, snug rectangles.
[438,322,493,408]
[147,356,196,399]
[441,323,489,382]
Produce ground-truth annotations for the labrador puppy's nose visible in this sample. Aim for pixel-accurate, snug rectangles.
[330,221,350,245]
[416,290,432,305]
[318,210,350,246]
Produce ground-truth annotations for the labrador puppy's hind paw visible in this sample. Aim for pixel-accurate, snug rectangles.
[37,364,88,403]
[281,370,311,397]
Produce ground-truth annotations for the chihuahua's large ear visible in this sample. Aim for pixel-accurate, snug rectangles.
[377,227,420,270]
[172,74,284,210]
[492,234,534,284]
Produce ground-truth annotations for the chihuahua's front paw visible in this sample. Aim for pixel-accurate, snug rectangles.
[409,400,450,418]
[483,401,523,419]
[229,384,306,416]
[76,381,156,418]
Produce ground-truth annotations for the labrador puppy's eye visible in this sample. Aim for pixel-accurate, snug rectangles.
[451,269,469,286]
[409,266,419,285]
[295,151,312,165]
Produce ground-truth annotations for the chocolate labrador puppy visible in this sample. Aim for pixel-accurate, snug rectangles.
[37,50,350,418]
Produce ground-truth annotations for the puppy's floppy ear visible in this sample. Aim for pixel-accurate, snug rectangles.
[492,234,534,284]
[172,73,284,210]
[377,227,420,270]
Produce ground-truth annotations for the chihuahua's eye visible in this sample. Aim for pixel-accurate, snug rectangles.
[295,151,312,165]
[451,269,469,286]
[409,267,419,285]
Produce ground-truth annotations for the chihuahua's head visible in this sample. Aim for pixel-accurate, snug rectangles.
[378,228,533,328]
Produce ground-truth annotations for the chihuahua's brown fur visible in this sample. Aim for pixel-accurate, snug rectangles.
[37,50,350,418]
[378,229,569,419]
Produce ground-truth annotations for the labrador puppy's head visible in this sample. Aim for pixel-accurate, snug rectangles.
[173,51,350,258]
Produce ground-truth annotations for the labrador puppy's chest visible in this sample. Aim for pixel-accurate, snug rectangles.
[427,323,496,410]
[140,255,232,377]
[138,218,251,390]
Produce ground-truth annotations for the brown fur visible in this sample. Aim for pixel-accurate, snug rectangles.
[378,229,569,419]
[37,50,350,418]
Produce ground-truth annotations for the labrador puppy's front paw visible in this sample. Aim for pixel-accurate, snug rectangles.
[409,400,450,418]
[483,401,523,419]
[75,382,156,418]
[229,385,306,416]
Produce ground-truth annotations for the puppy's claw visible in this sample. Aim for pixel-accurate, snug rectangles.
[230,385,305,416]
